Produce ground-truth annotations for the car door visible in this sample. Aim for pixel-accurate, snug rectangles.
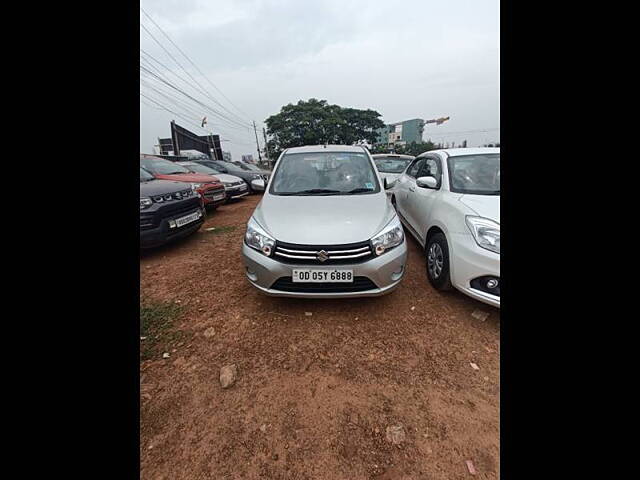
[395,158,426,233]
[404,155,443,243]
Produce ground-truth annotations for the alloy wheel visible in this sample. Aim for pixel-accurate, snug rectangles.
[427,243,444,279]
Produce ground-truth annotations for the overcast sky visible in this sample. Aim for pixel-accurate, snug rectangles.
[140,0,499,160]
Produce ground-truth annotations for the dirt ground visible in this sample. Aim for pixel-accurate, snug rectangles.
[140,194,500,480]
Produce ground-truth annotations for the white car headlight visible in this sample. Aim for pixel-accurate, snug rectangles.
[371,215,404,256]
[140,198,153,210]
[190,183,203,191]
[466,216,500,254]
[245,217,275,256]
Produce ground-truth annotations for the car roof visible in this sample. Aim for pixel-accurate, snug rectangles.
[284,145,369,154]
[418,147,500,158]
[371,153,415,159]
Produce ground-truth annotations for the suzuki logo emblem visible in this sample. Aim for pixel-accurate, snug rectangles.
[317,250,329,262]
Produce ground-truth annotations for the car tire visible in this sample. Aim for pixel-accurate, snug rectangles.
[425,233,452,291]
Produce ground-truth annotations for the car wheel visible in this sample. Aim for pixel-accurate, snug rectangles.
[426,233,452,291]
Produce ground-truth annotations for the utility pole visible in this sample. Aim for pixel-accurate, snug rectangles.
[262,127,270,168]
[253,121,263,163]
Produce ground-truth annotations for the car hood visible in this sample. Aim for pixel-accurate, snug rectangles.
[214,173,243,183]
[253,193,395,244]
[140,178,190,196]
[459,194,500,223]
[154,173,219,184]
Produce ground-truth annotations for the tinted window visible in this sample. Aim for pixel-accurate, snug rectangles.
[140,167,154,182]
[183,163,220,175]
[406,158,426,178]
[140,157,190,175]
[271,151,380,195]
[448,154,500,194]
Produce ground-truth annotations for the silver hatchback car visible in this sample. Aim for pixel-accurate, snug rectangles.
[241,145,407,298]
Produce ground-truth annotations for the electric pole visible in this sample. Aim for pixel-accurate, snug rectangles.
[253,121,263,163]
[262,127,270,167]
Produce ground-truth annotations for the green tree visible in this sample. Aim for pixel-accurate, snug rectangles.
[265,99,385,159]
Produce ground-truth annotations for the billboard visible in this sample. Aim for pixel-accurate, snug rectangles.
[159,121,223,160]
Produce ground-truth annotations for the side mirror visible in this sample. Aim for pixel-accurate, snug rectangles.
[384,177,396,189]
[416,176,438,189]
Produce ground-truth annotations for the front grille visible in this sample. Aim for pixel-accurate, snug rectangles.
[203,186,226,199]
[274,240,374,265]
[140,197,201,229]
[270,276,378,293]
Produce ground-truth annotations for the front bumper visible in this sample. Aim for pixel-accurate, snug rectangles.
[140,207,205,248]
[250,178,266,192]
[241,239,407,298]
[449,232,500,308]
[225,184,250,199]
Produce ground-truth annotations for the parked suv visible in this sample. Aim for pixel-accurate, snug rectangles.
[241,145,407,298]
[140,167,205,248]
[176,161,249,201]
[192,159,270,193]
[140,155,226,209]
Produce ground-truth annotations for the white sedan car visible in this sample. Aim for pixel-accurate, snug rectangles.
[389,148,500,307]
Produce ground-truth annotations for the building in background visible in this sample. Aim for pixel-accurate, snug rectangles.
[222,151,232,162]
[375,118,425,148]
[241,154,255,164]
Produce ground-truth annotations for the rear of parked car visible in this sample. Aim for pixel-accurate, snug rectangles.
[140,167,205,248]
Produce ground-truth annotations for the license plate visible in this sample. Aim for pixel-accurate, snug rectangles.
[213,194,225,201]
[292,269,354,283]
[175,211,201,227]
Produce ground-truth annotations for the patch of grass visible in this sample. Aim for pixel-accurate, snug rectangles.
[140,300,184,361]
[204,225,237,235]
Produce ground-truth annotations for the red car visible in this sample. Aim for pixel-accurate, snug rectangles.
[140,155,226,209]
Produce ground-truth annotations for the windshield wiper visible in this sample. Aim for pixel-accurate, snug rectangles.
[344,187,374,194]
[279,189,341,196]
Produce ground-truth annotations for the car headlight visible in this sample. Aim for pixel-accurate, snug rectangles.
[371,215,404,255]
[190,183,203,191]
[251,174,262,180]
[466,216,500,254]
[245,217,275,256]
[140,198,153,210]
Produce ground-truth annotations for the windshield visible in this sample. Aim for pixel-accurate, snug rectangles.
[238,163,260,171]
[182,163,220,175]
[140,157,190,175]
[447,154,500,194]
[270,151,380,195]
[374,156,412,173]
[140,167,154,182]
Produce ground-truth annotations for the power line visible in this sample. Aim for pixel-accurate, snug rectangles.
[140,6,254,125]
[139,64,253,134]
[139,91,258,149]
[139,24,252,132]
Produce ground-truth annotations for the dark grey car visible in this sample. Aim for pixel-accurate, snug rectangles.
[192,159,269,193]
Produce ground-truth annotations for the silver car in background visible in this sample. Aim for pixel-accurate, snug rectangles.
[372,154,415,197]
[241,145,407,298]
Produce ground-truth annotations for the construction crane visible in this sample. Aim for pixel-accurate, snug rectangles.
[424,116,450,126]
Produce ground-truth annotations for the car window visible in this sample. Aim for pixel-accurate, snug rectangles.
[140,157,190,175]
[270,151,380,195]
[140,167,154,182]
[374,156,413,173]
[406,158,426,178]
[447,154,500,194]
[417,157,440,178]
